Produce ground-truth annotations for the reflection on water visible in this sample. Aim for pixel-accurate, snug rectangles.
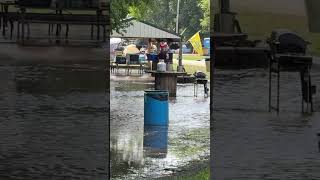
[0,46,108,179]
[213,67,320,179]
[110,76,210,179]
[144,126,169,159]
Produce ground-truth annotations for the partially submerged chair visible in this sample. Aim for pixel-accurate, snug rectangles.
[267,29,316,113]
[193,71,209,98]
[126,54,143,75]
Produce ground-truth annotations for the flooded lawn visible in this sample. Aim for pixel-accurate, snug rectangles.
[110,73,210,179]
[212,66,320,179]
[0,45,108,179]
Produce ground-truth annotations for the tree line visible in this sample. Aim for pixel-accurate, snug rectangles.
[111,0,209,41]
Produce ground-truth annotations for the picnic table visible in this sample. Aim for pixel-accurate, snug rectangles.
[111,61,149,75]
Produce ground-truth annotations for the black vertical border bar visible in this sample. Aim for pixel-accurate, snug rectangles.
[210,0,215,179]
[104,0,111,179]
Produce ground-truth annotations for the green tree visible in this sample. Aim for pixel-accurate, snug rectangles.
[129,0,176,33]
[111,0,209,41]
[199,0,210,36]
[110,0,151,33]
[179,0,204,40]
[129,0,207,41]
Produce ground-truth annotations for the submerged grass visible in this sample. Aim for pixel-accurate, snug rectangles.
[169,128,209,158]
[160,167,209,180]
[176,168,209,180]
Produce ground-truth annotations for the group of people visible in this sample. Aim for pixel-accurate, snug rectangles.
[145,40,173,70]
[112,39,174,70]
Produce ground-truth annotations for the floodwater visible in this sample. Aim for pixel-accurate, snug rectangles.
[212,64,320,179]
[110,72,210,179]
[0,45,108,179]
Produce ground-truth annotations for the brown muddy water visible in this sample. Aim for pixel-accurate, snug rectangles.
[212,64,320,179]
[110,72,210,179]
[0,45,108,179]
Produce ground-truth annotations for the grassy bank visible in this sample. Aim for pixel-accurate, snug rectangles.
[172,54,210,79]
[173,62,210,79]
[176,168,209,180]
[173,54,209,61]
[160,167,209,180]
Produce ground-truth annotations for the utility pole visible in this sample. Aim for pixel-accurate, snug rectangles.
[176,0,183,72]
[176,0,180,34]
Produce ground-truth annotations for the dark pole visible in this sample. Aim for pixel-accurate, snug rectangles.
[220,0,230,13]
[318,133,320,152]
[210,2,216,177]
[305,0,320,33]
[303,0,320,152]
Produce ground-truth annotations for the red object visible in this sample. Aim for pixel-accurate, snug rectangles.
[160,42,168,49]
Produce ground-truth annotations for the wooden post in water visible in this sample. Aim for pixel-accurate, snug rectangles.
[147,71,186,97]
[155,73,178,97]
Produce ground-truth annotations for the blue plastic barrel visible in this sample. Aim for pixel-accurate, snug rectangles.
[144,90,169,126]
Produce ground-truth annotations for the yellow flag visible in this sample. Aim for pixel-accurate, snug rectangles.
[188,31,203,56]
